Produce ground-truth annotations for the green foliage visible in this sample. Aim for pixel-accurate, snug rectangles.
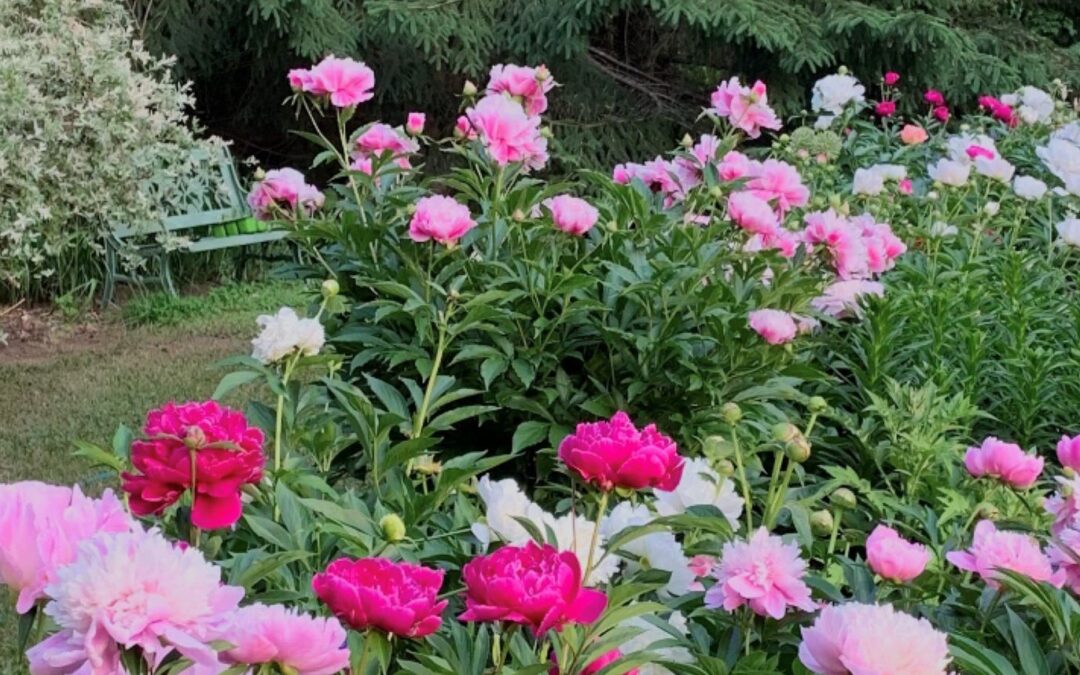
[121,280,306,327]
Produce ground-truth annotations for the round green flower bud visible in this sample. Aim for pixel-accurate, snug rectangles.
[680,133,694,148]
[708,185,725,200]
[321,278,340,298]
[254,167,267,181]
[975,502,1001,520]
[808,396,828,413]
[810,509,834,536]
[717,459,736,477]
[379,513,407,542]
[830,488,857,511]
[785,436,811,463]
[703,435,733,459]
[721,402,743,424]
[462,80,478,96]
[512,208,526,223]
[772,422,798,443]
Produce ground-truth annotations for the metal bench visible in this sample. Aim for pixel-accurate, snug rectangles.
[101,146,288,306]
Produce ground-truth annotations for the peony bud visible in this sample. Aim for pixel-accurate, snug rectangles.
[254,167,267,181]
[785,436,811,463]
[708,185,725,199]
[462,80,478,96]
[717,459,736,477]
[830,488,857,510]
[703,435,733,459]
[721,402,742,424]
[810,509,835,536]
[535,65,551,81]
[321,278,340,298]
[779,133,791,143]
[808,396,828,413]
[772,422,798,443]
[680,133,694,148]
[540,127,553,139]
[183,425,207,450]
[837,65,850,76]
[511,208,526,223]
[984,202,1000,216]
[380,513,407,542]
[412,454,443,476]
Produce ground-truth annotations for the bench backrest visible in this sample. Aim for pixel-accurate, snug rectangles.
[113,145,250,240]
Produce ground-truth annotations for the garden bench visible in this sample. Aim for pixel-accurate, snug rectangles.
[101,146,288,306]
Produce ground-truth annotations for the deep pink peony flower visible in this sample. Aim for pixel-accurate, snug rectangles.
[965,144,995,160]
[312,557,447,638]
[799,603,950,675]
[883,72,901,86]
[406,112,426,136]
[302,56,375,107]
[898,178,914,194]
[223,604,349,675]
[727,191,779,236]
[710,77,782,139]
[487,64,556,116]
[558,411,684,492]
[748,309,799,345]
[746,160,810,213]
[933,105,950,123]
[874,100,897,117]
[460,540,607,635]
[1057,435,1080,472]
[866,525,930,583]
[26,528,243,673]
[963,437,1044,489]
[544,194,599,235]
[947,520,1064,589]
[121,401,265,530]
[718,150,753,181]
[408,195,477,245]
[550,648,634,675]
[247,168,325,220]
[900,124,928,145]
[705,528,816,619]
[924,89,945,107]
[353,123,419,173]
[461,94,549,171]
[0,483,131,614]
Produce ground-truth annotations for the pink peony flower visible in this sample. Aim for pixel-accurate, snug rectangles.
[811,280,885,319]
[965,144,995,160]
[353,123,419,172]
[710,77,782,139]
[222,604,349,675]
[802,210,869,280]
[900,124,929,145]
[1057,434,1080,472]
[851,214,906,274]
[312,557,447,638]
[1048,524,1080,594]
[874,100,896,117]
[247,168,324,220]
[544,194,599,235]
[727,191,779,236]
[460,94,549,171]
[799,603,950,675]
[0,483,131,614]
[898,178,914,194]
[558,411,684,492]
[612,163,637,184]
[866,525,930,583]
[718,150,753,181]
[883,72,901,86]
[121,401,265,530]
[748,309,799,345]
[933,106,950,123]
[459,541,607,635]
[303,56,376,108]
[746,160,810,213]
[947,520,1064,589]
[963,437,1044,489]
[287,68,314,91]
[408,195,477,245]
[406,112,426,136]
[691,134,722,166]
[705,528,816,619]
[26,528,243,673]
[924,89,945,106]
[688,554,718,592]
[487,64,556,116]
[550,648,634,675]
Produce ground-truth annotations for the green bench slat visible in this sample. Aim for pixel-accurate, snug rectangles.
[114,207,249,238]
[185,230,288,252]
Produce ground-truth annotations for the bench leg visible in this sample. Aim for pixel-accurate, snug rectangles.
[159,252,177,297]
[100,240,117,308]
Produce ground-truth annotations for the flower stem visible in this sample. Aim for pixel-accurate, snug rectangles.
[356,630,371,675]
[731,431,754,533]
[827,506,842,556]
[583,490,609,583]
[272,354,299,521]
[412,322,448,440]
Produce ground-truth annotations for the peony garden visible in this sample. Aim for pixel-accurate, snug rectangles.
[11,4,1080,674]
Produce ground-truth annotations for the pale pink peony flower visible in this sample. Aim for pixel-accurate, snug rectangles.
[746,160,810,213]
[866,525,930,583]
[26,528,243,673]
[900,124,929,145]
[727,191,779,236]
[748,309,799,345]
[222,604,349,675]
[460,94,548,171]
[408,195,477,245]
[1048,524,1080,594]
[1044,475,1080,535]
[406,112,426,136]
[851,215,906,274]
[946,520,1064,589]
[1058,435,1080,472]
[963,437,1044,489]
[811,280,885,319]
[303,56,376,107]
[705,528,816,619]
[691,134,722,166]
[710,77,782,139]
[0,483,131,614]
[799,602,950,675]
[558,411,684,492]
[543,194,599,235]
[802,210,869,280]
[718,150,753,181]
[687,554,718,592]
[487,64,556,116]
[247,168,324,220]
[353,123,419,173]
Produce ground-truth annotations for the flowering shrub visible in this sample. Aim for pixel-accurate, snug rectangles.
[14,59,1080,675]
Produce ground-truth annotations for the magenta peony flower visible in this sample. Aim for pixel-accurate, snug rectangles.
[26,528,243,673]
[711,77,782,139]
[705,528,816,619]
[799,603,950,675]
[963,437,1044,489]
[487,64,556,116]
[121,400,265,530]
[408,195,477,245]
[933,105,950,123]
[353,123,419,173]
[748,309,799,345]
[718,150,753,181]
[866,525,930,583]
[406,112,426,136]
[0,482,131,614]
[460,94,549,171]
[558,411,684,492]
[301,56,375,108]
[550,648,633,675]
[544,194,599,235]
[874,100,896,117]
[746,159,810,213]
[222,604,349,674]
[459,540,607,635]
[883,71,901,86]
[247,167,324,220]
[727,191,779,236]
[811,280,885,319]
[965,144,996,160]
[924,89,945,107]
[947,520,1064,589]
[312,557,446,638]
[898,178,914,194]
[1057,435,1080,472]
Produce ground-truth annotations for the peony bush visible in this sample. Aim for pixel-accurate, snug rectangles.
[11,59,1080,674]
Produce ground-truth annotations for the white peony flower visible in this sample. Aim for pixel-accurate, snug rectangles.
[1000,93,1019,107]
[974,156,1015,183]
[1056,218,1080,247]
[600,503,692,597]
[811,74,866,115]
[983,201,1001,217]
[621,611,693,674]
[1037,136,1080,195]
[1018,86,1054,124]
[250,307,325,364]
[929,221,958,238]
[813,115,836,130]
[550,513,621,585]
[872,164,907,181]
[852,168,885,196]
[653,457,742,528]
[470,476,551,547]
[1013,176,1048,201]
[927,158,971,187]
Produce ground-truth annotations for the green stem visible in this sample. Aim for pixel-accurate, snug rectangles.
[412,323,448,440]
[827,506,842,556]
[272,354,299,521]
[731,431,754,533]
[765,461,796,530]
[583,491,610,583]
[762,450,785,531]
[356,630,372,675]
